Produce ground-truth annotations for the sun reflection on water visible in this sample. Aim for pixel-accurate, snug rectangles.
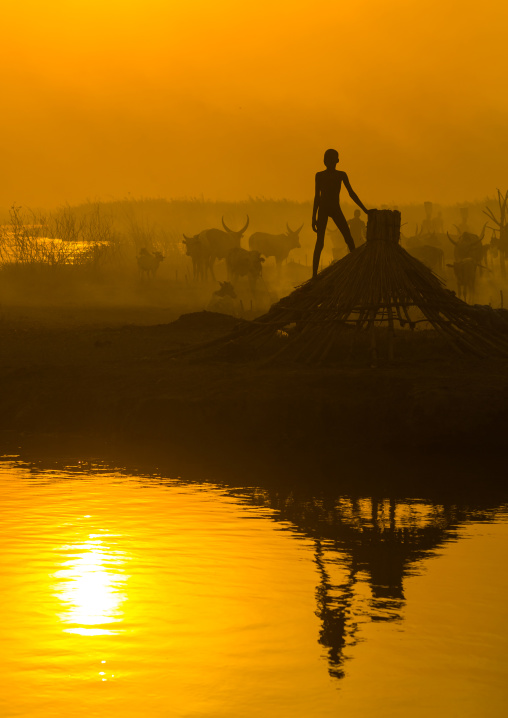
[53,532,129,636]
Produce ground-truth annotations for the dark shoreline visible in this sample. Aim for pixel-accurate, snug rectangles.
[0,308,507,489]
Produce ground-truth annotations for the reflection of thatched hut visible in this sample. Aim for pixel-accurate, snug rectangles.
[174,210,508,364]
[251,486,492,682]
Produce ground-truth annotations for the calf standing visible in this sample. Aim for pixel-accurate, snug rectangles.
[226,247,265,293]
[137,248,164,279]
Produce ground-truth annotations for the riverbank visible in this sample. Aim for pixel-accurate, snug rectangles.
[0,306,507,473]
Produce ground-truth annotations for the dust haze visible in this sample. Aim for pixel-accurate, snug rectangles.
[2,1,507,207]
[0,196,505,325]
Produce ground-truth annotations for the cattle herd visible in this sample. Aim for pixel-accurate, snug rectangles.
[135,191,508,311]
[180,216,304,292]
[401,193,508,305]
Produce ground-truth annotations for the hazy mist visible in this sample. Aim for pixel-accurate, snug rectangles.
[2,0,507,207]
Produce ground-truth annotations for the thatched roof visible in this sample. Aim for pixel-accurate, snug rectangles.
[172,210,508,365]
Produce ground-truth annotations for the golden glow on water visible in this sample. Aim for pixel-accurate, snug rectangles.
[54,534,128,636]
[1,461,508,717]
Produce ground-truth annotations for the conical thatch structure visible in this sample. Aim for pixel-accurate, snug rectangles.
[174,210,508,364]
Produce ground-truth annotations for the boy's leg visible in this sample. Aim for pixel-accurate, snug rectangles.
[313,213,328,277]
[331,209,355,252]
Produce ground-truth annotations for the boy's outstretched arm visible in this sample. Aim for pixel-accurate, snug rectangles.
[312,174,320,232]
[343,174,370,215]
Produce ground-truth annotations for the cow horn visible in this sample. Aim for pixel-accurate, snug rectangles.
[447,232,457,246]
[222,215,249,235]
[287,222,303,234]
[453,224,462,235]
[479,222,488,241]
[183,234,192,241]
[221,217,233,233]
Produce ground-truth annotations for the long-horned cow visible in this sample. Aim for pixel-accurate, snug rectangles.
[183,216,250,281]
[248,223,303,267]
[403,223,447,253]
[206,216,250,279]
[447,224,487,265]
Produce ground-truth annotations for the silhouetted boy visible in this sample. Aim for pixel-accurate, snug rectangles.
[312,149,370,277]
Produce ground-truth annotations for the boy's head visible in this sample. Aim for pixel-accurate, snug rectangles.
[354,209,361,218]
[324,148,339,168]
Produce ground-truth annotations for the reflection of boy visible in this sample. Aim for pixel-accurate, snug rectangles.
[312,149,370,277]
[347,210,366,246]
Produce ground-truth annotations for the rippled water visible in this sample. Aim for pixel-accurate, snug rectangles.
[1,456,508,717]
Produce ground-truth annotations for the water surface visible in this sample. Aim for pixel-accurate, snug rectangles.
[1,457,507,717]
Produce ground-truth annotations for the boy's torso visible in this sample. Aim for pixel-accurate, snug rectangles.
[316,169,345,210]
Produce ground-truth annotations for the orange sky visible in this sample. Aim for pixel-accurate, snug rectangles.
[1,0,507,207]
